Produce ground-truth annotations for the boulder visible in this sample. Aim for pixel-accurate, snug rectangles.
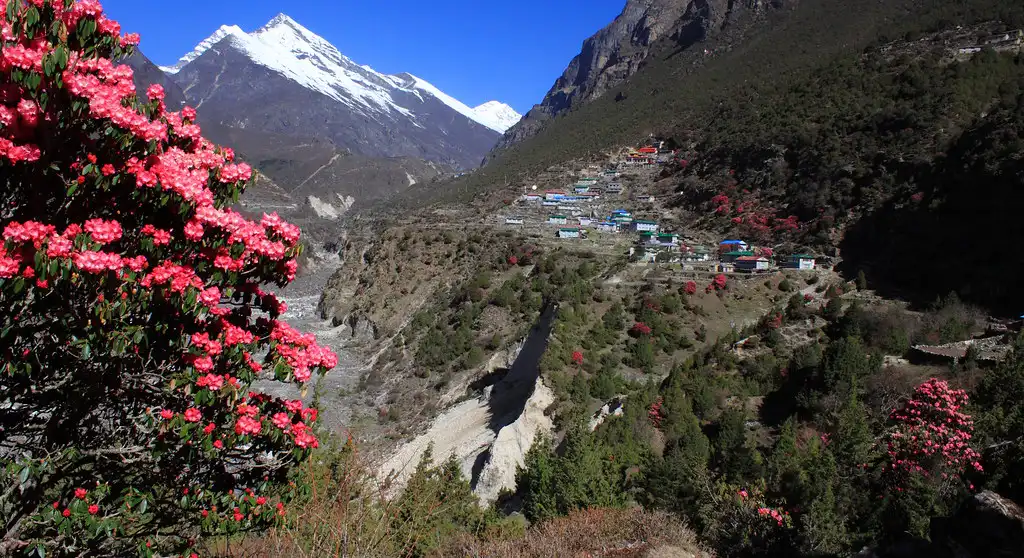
[933,490,1024,558]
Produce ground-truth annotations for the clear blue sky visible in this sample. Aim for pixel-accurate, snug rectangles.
[99,0,626,114]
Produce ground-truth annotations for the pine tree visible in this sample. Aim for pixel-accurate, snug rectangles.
[800,484,849,557]
[768,418,803,497]
[556,427,622,512]
[516,436,559,522]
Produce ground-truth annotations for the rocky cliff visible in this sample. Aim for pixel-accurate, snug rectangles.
[495,0,780,151]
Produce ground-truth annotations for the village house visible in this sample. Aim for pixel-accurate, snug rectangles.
[504,216,524,225]
[657,233,680,245]
[541,200,558,207]
[606,183,623,194]
[548,214,568,225]
[573,183,590,194]
[735,255,771,273]
[544,190,567,201]
[523,193,541,202]
[557,228,582,239]
[579,217,593,226]
[633,220,659,233]
[637,146,658,155]
[597,221,618,233]
[682,247,713,263]
[788,254,816,270]
[720,240,750,253]
[718,261,735,273]
[721,250,755,263]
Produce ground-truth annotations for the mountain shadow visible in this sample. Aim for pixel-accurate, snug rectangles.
[839,96,1024,316]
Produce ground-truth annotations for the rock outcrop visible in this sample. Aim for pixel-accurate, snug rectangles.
[932,490,1024,557]
[495,0,780,151]
[474,379,555,504]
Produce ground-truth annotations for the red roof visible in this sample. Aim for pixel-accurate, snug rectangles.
[736,256,768,262]
[638,147,658,153]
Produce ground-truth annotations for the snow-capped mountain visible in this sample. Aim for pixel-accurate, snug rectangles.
[160,14,517,167]
[473,101,522,134]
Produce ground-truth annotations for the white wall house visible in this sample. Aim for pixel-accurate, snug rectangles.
[633,220,659,233]
[790,254,816,270]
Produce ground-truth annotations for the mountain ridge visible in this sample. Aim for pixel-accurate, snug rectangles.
[159,14,521,135]
[494,0,778,152]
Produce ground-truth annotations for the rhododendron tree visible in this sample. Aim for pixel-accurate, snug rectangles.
[630,322,652,336]
[648,397,664,428]
[683,281,697,295]
[0,2,335,556]
[571,350,583,366]
[879,379,983,486]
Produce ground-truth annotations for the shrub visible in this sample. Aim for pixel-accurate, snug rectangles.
[0,3,336,555]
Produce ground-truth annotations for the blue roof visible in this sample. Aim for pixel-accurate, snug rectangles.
[721,240,746,244]
[612,210,629,214]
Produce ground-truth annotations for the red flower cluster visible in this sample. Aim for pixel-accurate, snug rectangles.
[571,350,584,366]
[631,322,652,335]
[684,281,698,295]
[766,313,783,329]
[881,378,983,483]
[649,397,664,428]
[707,274,728,293]
[757,506,790,527]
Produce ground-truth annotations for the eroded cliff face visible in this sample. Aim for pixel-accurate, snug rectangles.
[495,0,781,150]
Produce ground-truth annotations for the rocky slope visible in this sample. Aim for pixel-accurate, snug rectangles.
[125,50,450,223]
[495,0,779,150]
[163,14,518,169]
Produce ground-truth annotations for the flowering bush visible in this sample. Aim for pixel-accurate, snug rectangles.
[880,379,983,486]
[714,483,793,555]
[684,281,697,295]
[571,350,583,366]
[630,322,652,336]
[648,397,664,428]
[0,2,336,556]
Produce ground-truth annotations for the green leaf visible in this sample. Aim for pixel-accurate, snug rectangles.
[138,498,148,514]
[18,465,29,485]
[67,183,78,197]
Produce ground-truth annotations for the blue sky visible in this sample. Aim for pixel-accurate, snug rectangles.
[99,0,626,114]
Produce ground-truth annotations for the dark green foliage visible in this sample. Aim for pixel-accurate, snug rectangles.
[516,430,626,523]
[394,447,489,557]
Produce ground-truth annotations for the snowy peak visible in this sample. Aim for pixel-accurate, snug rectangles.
[473,102,522,134]
[160,24,245,74]
[162,13,515,133]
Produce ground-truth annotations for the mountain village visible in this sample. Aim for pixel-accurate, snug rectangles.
[503,141,819,277]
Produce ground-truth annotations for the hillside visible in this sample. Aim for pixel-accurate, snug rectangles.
[299,1,1024,555]
[382,0,1024,312]
[496,0,779,150]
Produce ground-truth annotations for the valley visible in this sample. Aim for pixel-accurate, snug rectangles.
[4,0,1024,557]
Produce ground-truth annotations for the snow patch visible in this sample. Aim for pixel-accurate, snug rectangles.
[406,172,417,186]
[161,25,246,74]
[472,101,522,133]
